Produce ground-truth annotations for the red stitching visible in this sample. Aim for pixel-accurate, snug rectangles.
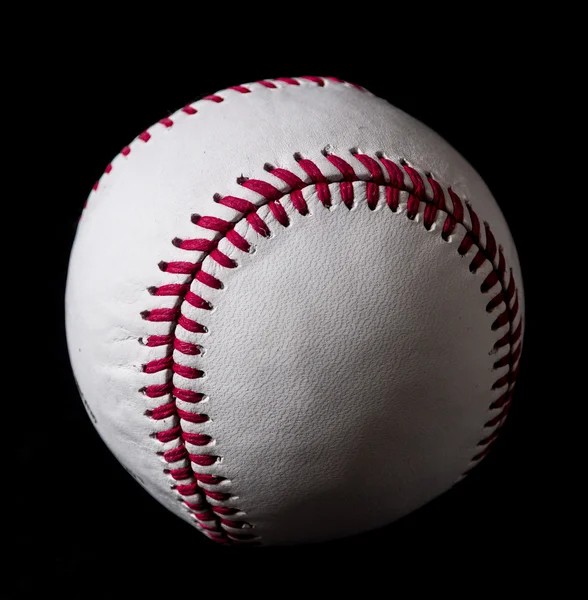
[88,77,522,545]
[88,77,364,192]
[139,153,521,544]
[275,77,300,86]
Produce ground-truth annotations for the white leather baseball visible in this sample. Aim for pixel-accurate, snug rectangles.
[65,76,524,546]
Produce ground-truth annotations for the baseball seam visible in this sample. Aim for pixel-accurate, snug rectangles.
[87,76,364,197]
[141,155,522,544]
[85,76,522,546]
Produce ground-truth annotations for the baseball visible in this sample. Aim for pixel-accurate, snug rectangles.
[65,76,524,546]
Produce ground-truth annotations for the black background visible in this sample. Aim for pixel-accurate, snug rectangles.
[13,55,554,596]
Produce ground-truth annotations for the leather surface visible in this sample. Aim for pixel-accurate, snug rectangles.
[65,78,523,545]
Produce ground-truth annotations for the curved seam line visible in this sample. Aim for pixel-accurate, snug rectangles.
[148,173,522,544]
